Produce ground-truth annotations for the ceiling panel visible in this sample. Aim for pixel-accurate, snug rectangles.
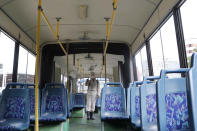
[0,0,161,45]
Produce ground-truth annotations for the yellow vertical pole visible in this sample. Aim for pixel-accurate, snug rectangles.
[104,18,109,83]
[104,55,107,83]
[104,0,118,56]
[35,0,42,130]
[67,44,69,102]
[82,69,84,92]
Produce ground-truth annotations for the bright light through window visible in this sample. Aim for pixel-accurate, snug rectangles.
[150,16,180,76]
[0,32,15,92]
[181,0,197,67]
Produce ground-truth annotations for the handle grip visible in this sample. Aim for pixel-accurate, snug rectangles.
[104,82,122,87]
[6,83,26,89]
[160,68,189,79]
[45,83,65,88]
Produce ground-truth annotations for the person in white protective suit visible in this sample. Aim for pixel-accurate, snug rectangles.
[85,72,100,120]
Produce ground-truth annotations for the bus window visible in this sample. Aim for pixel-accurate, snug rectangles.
[135,51,143,81]
[160,17,180,69]
[140,46,149,77]
[150,31,165,76]
[77,78,109,93]
[150,16,180,76]
[26,52,35,83]
[0,32,15,92]
[18,45,35,83]
[181,0,197,67]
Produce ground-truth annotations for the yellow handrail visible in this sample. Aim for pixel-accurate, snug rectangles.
[41,10,70,103]
[102,0,118,82]
[35,0,42,130]
[67,52,70,102]
[56,18,60,39]
[104,55,107,83]
[40,11,68,55]
[103,18,109,82]
[35,4,69,130]
[103,0,118,56]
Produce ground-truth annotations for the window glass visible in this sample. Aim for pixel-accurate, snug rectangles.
[140,46,149,76]
[17,46,28,83]
[150,31,164,76]
[150,16,180,76]
[161,17,180,69]
[135,52,143,81]
[18,46,35,83]
[26,52,35,83]
[77,78,109,94]
[0,32,15,92]
[181,0,197,66]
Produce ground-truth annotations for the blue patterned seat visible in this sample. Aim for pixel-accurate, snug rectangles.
[157,69,191,131]
[73,93,85,108]
[26,84,41,122]
[40,83,67,122]
[130,81,143,128]
[101,82,129,120]
[0,83,30,131]
[140,76,160,131]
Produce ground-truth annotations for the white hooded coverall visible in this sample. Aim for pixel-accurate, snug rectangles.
[86,79,100,112]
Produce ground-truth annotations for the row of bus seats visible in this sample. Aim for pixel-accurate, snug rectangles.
[129,70,190,131]
[100,53,197,131]
[0,83,70,130]
[128,53,197,131]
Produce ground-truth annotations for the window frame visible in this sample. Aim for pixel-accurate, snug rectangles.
[132,0,187,80]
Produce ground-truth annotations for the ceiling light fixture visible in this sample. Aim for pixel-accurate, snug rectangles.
[79,5,88,19]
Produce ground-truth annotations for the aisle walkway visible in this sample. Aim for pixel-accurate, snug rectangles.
[69,112,101,131]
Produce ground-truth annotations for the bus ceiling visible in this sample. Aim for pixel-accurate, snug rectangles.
[0,0,180,54]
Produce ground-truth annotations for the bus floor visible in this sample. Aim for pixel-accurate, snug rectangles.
[70,112,137,131]
[69,112,101,131]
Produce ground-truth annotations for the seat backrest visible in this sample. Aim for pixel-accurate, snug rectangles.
[157,69,191,131]
[126,83,132,118]
[41,83,67,118]
[188,53,197,130]
[70,93,75,110]
[130,81,143,127]
[140,76,160,130]
[27,84,40,121]
[0,83,30,129]
[101,82,127,120]
[73,93,85,108]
